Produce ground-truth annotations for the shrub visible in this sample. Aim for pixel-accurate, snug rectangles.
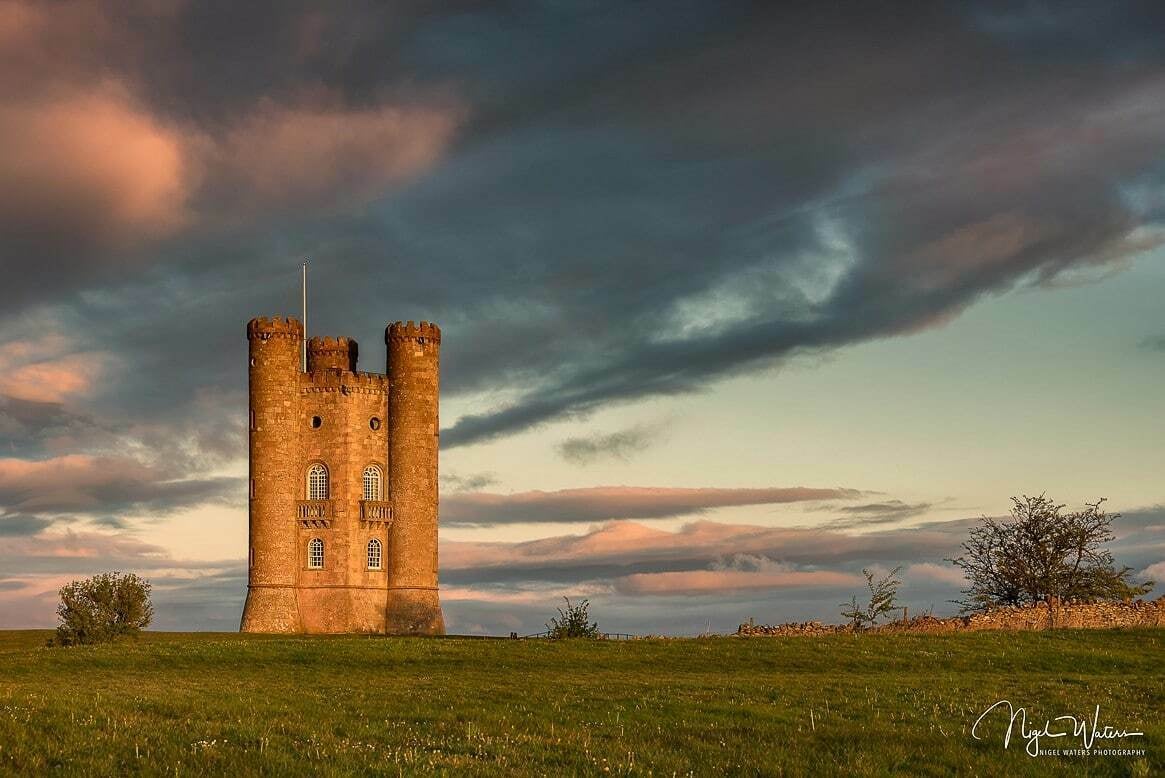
[948,495,1154,613]
[546,597,600,639]
[839,566,902,629]
[52,572,153,646]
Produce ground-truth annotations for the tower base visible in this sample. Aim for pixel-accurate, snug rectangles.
[385,587,445,635]
[240,585,301,633]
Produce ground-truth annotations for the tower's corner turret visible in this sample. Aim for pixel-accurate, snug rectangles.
[386,320,441,346]
[384,319,444,635]
[247,315,304,341]
[307,336,358,373]
[241,313,303,633]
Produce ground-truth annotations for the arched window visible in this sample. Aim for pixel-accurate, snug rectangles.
[367,538,382,570]
[307,463,329,500]
[362,465,382,501]
[308,538,324,569]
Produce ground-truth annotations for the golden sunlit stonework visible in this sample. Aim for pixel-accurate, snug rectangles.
[241,316,444,634]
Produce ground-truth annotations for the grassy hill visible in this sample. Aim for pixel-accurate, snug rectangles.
[0,629,1160,776]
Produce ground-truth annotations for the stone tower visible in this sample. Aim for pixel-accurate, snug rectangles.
[241,316,445,634]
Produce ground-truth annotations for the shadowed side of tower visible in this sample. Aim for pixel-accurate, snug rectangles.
[385,321,445,635]
[241,316,303,632]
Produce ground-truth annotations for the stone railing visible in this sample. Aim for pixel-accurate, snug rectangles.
[296,500,333,520]
[360,501,392,522]
[737,596,1165,637]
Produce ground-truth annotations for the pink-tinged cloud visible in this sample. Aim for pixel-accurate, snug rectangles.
[0,528,238,628]
[903,562,967,587]
[212,98,461,213]
[0,333,110,402]
[441,485,864,526]
[441,518,963,572]
[0,454,234,513]
[0,81,192,242]
[614,568,860,595]
[0,352,105,403]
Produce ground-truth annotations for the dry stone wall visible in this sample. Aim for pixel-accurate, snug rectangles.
[737,597,1165,636]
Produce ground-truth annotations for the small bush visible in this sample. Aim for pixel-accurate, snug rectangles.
[840,566,902,629]
[546,597,600,639]
[52,572,153,646]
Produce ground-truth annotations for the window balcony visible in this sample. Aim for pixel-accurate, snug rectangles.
[360,500,393,524]
[297,499,333,528]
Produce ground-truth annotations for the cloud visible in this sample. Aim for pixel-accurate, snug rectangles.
[208,98,462,216]
[613,568,859,596]
[0,455,235,515]
[0,527,240,628]
[818,500,938,529]
[0,2,1162,469]
[903,562,968,587]
[1141,335,1165,352]
[441,485,863,527]
[0,334,109,403]
[440,471,499,493]
[440,517,971,586]
[556,422,667,465]
[1140,561,1165,581]
[0,81,193,246]
[0,513,53,536]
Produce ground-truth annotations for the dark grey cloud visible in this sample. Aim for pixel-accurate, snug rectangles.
[442,485,863,527]
[556,422,666,465]
[440,471,499,493]
[0,455,237,517]
[1141,335,1165,351]
[818,500,938,529]
[0,1,1163,492]
[0,513,53,537]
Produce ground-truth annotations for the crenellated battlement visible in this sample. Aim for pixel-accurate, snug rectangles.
[308,336,355,352]
[248,316,303,340]
[308,336,358,372]
[301,369,389,393]
[386,320,441,344]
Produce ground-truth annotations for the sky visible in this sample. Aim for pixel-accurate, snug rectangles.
[0,0,1163,635]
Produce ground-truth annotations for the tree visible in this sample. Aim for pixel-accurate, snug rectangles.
[52,572,153,646]
[948,495,1153,613]
[546,597,600,639]
[839,566,902,629]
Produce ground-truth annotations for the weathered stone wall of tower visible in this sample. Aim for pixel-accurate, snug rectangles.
[296,340,390,634]
[385,321,445,635]
[241,316,303,633]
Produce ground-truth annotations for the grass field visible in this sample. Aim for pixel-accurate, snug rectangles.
[0,629,1160,776]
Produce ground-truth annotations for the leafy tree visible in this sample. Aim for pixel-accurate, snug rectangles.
[52,572,153,646]
[546,597,600,639]
[948,495,1153,613]
[839,566,902,629]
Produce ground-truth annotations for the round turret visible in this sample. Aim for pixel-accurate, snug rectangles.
[241,316,303,633]
[384,320,445,635]
[307,336,358,373]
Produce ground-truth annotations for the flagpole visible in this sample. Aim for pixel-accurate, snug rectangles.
[302,260,308,372]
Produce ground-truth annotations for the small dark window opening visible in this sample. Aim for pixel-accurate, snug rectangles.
[249,410,256,430]
[369,417,381,430]
[249,547,255,567]
[249,479,255,499]
[311,416,322,429]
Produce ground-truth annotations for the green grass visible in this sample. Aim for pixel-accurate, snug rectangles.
[0,629,1160,776]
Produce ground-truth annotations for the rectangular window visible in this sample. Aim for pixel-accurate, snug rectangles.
[249,410,256,430]
[249,479,255,499]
